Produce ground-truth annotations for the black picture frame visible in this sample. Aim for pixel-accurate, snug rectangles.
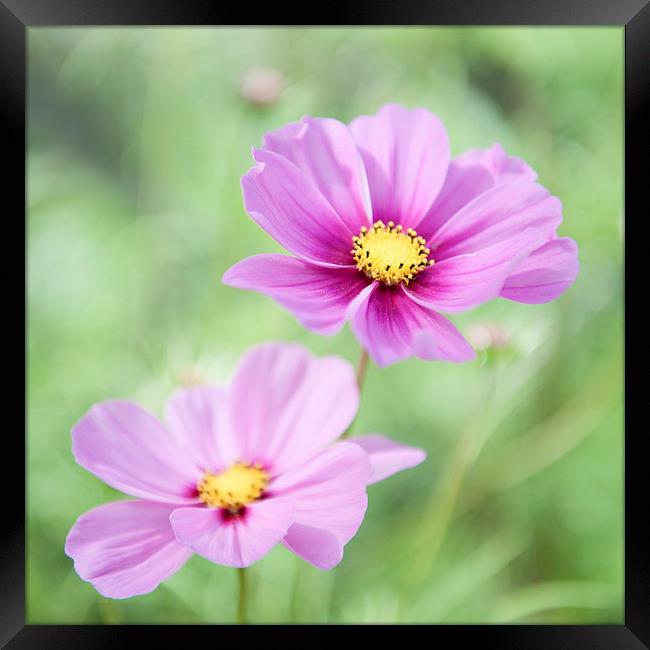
[6,0,645,646]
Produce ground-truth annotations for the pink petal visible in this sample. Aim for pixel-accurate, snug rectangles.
[164,386,239,473]
[227,343,359,475]
[501,237,579,303]
[72,401,199,503]
[429,182,563,260]
[281,523,343,570]
[65,500,192,599]
[405,228,546,313]
[417,143,537,240]
[169,497,295,568]
[454,143,537,183]
[348,283,476,367]
[349,104,450,229]
[222,254,369,335]
[262,116,372,233]
[270,442,370,546]
[242,148,355,267]
[348,435,426,485]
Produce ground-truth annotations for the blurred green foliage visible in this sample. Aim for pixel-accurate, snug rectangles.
[27,27,623,624]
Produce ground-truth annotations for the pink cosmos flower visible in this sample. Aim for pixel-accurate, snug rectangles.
[223,104,579,367]
[65,343,425,599]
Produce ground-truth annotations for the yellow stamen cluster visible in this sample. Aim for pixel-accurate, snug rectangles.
[197,462,269,512]
[352,220,433,286]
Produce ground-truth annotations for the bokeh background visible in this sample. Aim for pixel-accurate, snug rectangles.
[27,27,623,624]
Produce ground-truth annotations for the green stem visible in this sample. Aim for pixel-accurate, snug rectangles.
[355,347,370,391]
[403,366,499,590]
[237,567,247,624]
[340,347,370,439]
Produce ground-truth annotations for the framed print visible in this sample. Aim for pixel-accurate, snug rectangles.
[5,0,647,646]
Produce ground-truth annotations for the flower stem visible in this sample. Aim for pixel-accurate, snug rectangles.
[355,347,370,392]
[237,567,247,624]
[340,347,370,440]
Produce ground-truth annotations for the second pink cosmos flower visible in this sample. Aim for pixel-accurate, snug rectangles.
[223,103,579,367]
[65,343,425,599]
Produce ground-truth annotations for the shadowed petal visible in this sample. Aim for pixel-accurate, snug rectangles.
[72,401,199,503]
[262,116,372,232]
[281,523,343,570]
[348,283,476,367]
[348,435,426,485]
[349,104,450,229]
[241,148,355,267]
[65,500,192,599]
[501,237,579,303]
[170,497,295,568]
[227,343,359,475]
[222,254,369,335]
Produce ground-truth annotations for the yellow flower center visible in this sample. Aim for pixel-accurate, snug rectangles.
[197,462,269,512]
[352,220,433,286]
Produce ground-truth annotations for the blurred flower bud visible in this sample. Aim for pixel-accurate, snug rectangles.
[466,321,510,352]
[175,364,205,387]
[240,68,286,106]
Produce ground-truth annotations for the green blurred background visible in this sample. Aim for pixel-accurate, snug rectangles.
[27,27,623,624]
